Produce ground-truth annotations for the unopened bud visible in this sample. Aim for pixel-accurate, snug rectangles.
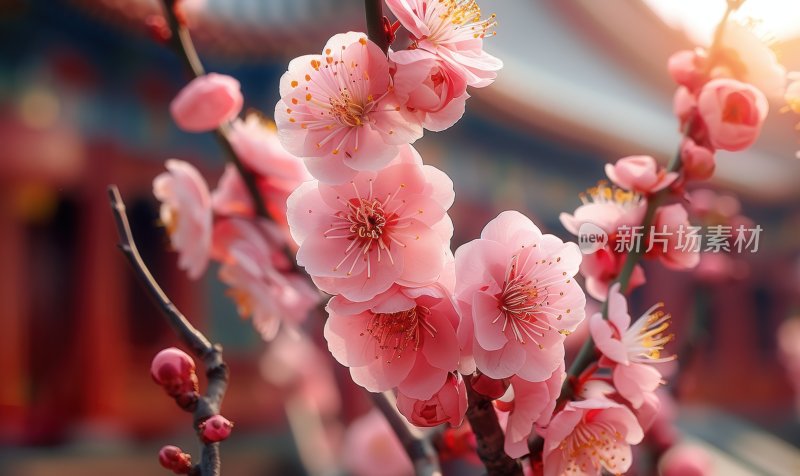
[158,445,192,474]
[199,414,233,443]
[151,348,199,408]
[470,373,509,400]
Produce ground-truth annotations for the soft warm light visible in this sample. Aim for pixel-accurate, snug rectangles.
[644,0,800,44]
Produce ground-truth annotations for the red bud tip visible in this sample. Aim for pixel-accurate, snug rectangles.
[199,415,234,443]
[382,16,398,46]
[158,445,192,474]
[151,347,199,399]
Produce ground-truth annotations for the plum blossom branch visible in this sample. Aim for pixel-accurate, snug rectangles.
[108,185,228,476]
[159,0,269,219]
[369,392,442,476]
[558,0,744,403]
[364,0,390,53]
[464,376,523,476]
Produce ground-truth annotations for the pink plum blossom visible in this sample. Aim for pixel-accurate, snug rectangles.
[260,331,341,418]
[229,113,312,184]
[211,163,300,223]
[589,284,673,408]
[498,364,564,458]
[170,73,243,132]
[324,283,460,399]
[396,373,467,427]
[211,164,256,218]
[390,48,469,132]
[541,399,644,476]
[153,159,213,280]
[697,78,768,152]
[560,182,647,300]
[342,410,413,476]
[604,155,677,194]
[287,146,454,301]
[650,204,700,270]
[384,0,503,87]
[213,218,319,341]
[275,32,422,184]
[455,211,585,382]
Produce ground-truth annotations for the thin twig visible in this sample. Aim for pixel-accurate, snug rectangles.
[370,392,442,476]
[108,185,228,476]
[364,0,390,53]
[160,0,269,219]
[463,376,522,476]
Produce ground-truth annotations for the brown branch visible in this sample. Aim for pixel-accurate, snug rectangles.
[108,185,229,476]
[369,392,442,476]
[364,0,390,53]
[464,376,522,476]
[160,0,269,219]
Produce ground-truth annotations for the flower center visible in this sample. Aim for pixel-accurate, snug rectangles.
[722,91,752,125]
[347,197,387,241]
[437,0,496,37]
[161,205,179,236]
[363,306,437,362]
[495,254,556,347]
[580,181,642,209]
[561,421,626,474]
[329,89,365,127]
[626,307,674,361]
[324,181,408,278]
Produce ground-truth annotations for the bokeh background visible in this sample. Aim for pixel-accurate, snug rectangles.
[1,0,800,474]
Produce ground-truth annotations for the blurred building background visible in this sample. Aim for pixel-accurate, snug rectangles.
[1,0,799,474]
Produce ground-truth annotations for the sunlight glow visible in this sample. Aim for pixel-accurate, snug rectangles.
[644,0,800,44]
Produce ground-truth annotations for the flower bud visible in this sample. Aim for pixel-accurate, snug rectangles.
[667,49,708,91]
[151,347,199,406]
[158,445,192,474]
[199,415,233,443]
[680,138,716,182]
[396,374,467,428]
[170,73,243,132]
[470,373,509,400]
[697,78,768,151]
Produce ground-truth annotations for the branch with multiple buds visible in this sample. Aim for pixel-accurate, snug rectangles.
[109,186,230,476]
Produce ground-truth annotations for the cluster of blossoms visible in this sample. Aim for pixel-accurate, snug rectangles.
[559,20,784,301]
[146,1,797,474]
[559,172,696,300]
[155,99,320,340]
[276,1,669,474]
[280,0,504,426]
